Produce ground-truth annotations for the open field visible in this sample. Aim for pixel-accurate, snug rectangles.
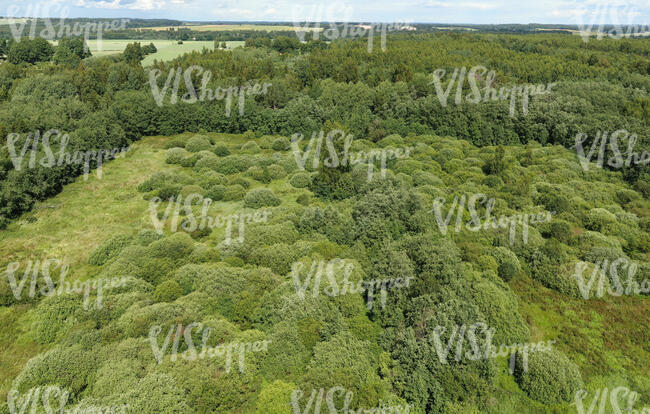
[0,18,29,24]
[67,39,242,64]
[136,24,321,32]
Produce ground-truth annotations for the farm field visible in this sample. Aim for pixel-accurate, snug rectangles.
[79,40,243,64]
[136,24,321,32]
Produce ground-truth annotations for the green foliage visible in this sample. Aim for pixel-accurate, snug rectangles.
[214,145,231,156]
[272,137,291,151]
[244,188,281,208]
[153,280,182,302]
[290,172,311,188]
[223,184,246,201]
[89,234,134,266]
[166,147,186,164]
[185,135,212,152]
[514,350,583,404]
[256,380,295,414]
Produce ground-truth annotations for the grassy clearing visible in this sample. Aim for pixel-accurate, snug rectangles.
[77,39,242,64]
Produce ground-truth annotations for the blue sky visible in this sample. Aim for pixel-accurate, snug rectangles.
[2,0,650,25]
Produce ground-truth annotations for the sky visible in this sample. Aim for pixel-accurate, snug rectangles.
[2,0,650,25]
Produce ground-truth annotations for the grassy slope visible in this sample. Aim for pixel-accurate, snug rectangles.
[0,133,648,412]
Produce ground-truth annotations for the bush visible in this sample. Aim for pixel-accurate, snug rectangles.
[135,229,163,246]
[244,188,281,209]
[164,139,186,149]
[198,171,228,188]
[185,135,211,152]
[206,184,227,201]
[272,137,290,151]
[165,148,185,164]
[223,185,246,201]
[267,164,287,180]
[214,145,231,156]
[215,155,252,175]
[413,171,443,187]
[12,345,100,395]
[89,234,134,266]
[157,184,182,201]
[498,261,518,282]
[229,176,251,189]
[290,172,311,188]
[296,194,310,205]
[180,153,201,167]
[584,208,617,231]
[153,280,182,302]
[193,156,220,172]
[514,349,583,404]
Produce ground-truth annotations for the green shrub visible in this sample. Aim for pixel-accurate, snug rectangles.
[244,188,281,208]
[179,185,205,200]
[223,185,246,201]
[149,233,195,261]
[584,208,617,231]
[153,280,182,302]
[165,148,185,164]
[413,171,443,186]
[214,145,231,156]
[268,164,287,180]
[290,172,311,188]
[13,345,101,395]
[185,135,211,152]
[31,295,82,344]
[498,261,518,282]
[255,380,295,414]
[229,176,251,189]
[193,156,220,172]
[216,155,252,175]
[135,229,164,246]
[157,184,182,201]
[206,184,227,201]
[514,349,583,404]
[137,171,186,193]
[89,234,134,266]
[164,139,186,149]
[297,194,310,205]
[272,137,290,151]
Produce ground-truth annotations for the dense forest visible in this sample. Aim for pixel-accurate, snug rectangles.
[0,24,649,414]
